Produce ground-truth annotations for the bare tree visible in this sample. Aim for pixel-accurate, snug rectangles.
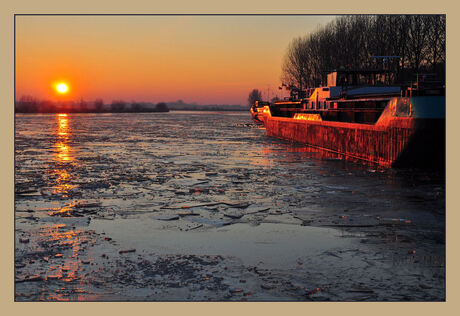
[94,99,104,112]
[16,95,39,113]
[406,15,431,72]
[248,89,262,106]
[425,15,446,68]
[281,15,445,89]
[155,102,169,112]
[281,37,310,90]
[79,98,88,112]
[131,102,143,112]
[111,100,126,112]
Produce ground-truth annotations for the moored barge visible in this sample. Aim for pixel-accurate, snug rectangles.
[258,69,445,168]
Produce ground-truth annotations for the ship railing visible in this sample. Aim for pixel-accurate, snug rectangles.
[276,108,384,113]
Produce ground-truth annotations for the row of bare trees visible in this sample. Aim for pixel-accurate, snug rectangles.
[15,96,169,113]
[281,15,446,90]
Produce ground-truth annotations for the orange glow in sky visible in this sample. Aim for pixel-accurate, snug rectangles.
[15,15,335,105]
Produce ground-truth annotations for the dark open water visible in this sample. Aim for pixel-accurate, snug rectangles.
[14,112,445,301]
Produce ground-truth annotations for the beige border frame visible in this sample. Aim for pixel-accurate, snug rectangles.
[1,1,456,315]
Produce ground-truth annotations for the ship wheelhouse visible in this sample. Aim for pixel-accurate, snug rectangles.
[272,69,403,124]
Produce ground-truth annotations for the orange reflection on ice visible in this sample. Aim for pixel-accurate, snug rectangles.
[260,143,349,166]
[51,168,75,197]
[55,141,72,162]
[44,289,97,302]
[58,113,69,134]
[248,151,272,167]
[37,224,96,301]
[55,113,73,162]
[53,113,75,196]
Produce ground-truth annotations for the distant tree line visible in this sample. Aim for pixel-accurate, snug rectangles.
[167,105,248,111]
[281,15,446,90]
[15,97,169,113]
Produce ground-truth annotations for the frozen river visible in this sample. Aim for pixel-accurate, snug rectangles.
[14,111,445,301]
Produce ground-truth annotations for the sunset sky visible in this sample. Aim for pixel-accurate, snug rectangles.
[15,15,335,105]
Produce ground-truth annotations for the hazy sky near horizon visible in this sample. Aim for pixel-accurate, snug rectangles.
[16,15,335,105]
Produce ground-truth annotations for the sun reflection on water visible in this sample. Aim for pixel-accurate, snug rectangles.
[55,114,72,160]
[53,114,75,196]
[56,142,71,162]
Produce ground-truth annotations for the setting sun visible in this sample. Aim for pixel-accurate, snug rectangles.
[56,83,69,94]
